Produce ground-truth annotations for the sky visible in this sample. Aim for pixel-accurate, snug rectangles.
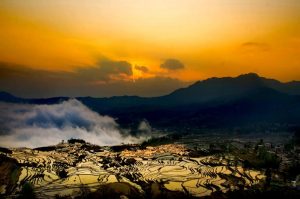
[0,0,300,97]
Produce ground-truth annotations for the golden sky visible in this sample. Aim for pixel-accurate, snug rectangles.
[0,0,300,97]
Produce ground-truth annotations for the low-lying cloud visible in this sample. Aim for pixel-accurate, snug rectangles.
[0,99,152,148]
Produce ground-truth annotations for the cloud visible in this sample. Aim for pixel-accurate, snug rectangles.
[240,42,270,52]
[0,62,190,98]
[100,60,132,76]
[160,59,184,70]
[138,120,152,133]
[77,59,133,81]
[0,99,152,148]
[135,65,149,73]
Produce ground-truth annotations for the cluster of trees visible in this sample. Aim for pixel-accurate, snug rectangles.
[67,138,86,144]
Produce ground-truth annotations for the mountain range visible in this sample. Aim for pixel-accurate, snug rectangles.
[1,73,300,131]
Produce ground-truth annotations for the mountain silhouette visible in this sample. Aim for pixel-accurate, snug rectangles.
[1,73,300,130]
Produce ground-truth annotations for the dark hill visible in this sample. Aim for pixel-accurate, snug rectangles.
[1,73,300,130]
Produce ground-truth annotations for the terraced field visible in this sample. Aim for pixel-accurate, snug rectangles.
[0,143,265,198]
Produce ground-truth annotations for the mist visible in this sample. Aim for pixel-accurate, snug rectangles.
[0,99,152,148]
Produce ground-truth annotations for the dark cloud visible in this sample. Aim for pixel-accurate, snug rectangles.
[0,62,190,98]
[135,65,149,73]
[160,59,184,70]
[77,59,132,81]
[240,42,270,52]
[99,60,132,76]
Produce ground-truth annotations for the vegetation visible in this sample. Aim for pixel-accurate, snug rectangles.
[285,160,300,180]
[34,146,56,151]
[141,134,182,147]
[0,154,21,195]
[57,169,68,179]
[0,147,12,154]
[208,185,300,199]
[17,183,36,199]
[67,138,86,144]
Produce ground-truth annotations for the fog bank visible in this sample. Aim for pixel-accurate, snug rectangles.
[0,99,151,148]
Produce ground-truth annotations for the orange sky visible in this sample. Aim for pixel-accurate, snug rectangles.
[0,0,300,95]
